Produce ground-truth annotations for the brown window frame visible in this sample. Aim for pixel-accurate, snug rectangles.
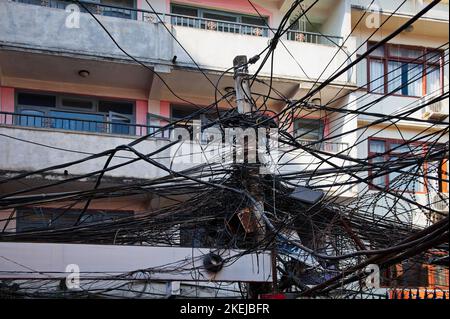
[366,42,444,98]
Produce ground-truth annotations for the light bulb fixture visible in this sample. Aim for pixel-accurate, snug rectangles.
[404,25,414,33]
[311,98,322,106]
[78,70,90,78]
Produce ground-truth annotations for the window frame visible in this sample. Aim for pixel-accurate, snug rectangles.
[366,42,444,98]
[170,3,268,26]
[293,117,326,142]
[169,103,227,143]
[16,207,134,233]
[368,137,429,194]
[15,90,136,133]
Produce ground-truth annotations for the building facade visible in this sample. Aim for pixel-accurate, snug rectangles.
[0,0,448,297]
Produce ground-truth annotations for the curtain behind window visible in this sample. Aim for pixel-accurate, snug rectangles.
[369,60,385,93]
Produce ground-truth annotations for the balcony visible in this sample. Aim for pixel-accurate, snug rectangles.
[351,0,449,21]
[0,115,174,180]
[14,0,137,20]
[0,111,170,138]
[167,12,343,46]
[2,0,350,84]
[1,0,173,64]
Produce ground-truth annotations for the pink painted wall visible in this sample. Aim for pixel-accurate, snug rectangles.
[170,0,272,22]
[0,87,15,113]
[323,116,330,137]
[136,0,143,20]
[136,99,148,136]
[159,101,171,118]
[0,87,15,125]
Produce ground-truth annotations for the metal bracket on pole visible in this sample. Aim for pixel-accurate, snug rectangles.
[233,55,253,114]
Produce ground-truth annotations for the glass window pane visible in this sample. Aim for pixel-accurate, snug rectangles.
[433,265,448,286]
[426,65,441,95]
[426,50,442,63]
[369,59,385,93]
[389,46,423,59]
[172,105,200,121]
[171,5,198,17]
[372,156,386,187]
[203,12,237,23]
[18,93,56,108]
[294,119,324,141]
[368,43,385,57]
[241,15,267,26]
[406,63,423,96]
[99,100,133,115]
[389,143,412,153]
[16,208,133,233]
[388,156,425,192]
[388,62,423,96]
[369,140,386,153]
[387,61,403,94]
[61,98,94,110]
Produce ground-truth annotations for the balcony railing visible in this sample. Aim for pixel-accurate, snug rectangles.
[168,13,270,37]
[297,139,350,153]
[12,0,343,46]
[0,111,170,138]
[286,30,343,46]
[13,0,137,20]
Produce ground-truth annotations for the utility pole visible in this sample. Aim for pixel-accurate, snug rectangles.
[233,56,253,114]
[233,55,272,298]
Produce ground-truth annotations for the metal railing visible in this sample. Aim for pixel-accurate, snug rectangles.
[167,13,270,37]
[13,0,343,46]
[286,30,343,46]
[387,288,449,299]
[13,0,137,20]
[0,111,169,138]
[297,140,350,153]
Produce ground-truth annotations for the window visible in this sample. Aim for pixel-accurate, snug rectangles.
[15,91,135,135]
[366,43,443,97]
[399,261,429,287]
[171,104,224,125]
[16,207,133,233]
[382,258,449,289]
[17,92,56,108]
[170,104,225,142]
[293,118,324,141]
[170,4,268,36]
[431,265,449,287]
[368,139,427,192]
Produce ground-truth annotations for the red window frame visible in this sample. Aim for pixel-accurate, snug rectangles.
[366,42,444,98]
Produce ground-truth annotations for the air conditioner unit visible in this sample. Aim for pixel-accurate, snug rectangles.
[422,99,449,121]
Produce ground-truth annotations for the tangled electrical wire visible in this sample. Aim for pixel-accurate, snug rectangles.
[0,0,448,299]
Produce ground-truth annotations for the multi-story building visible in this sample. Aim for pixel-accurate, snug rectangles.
[0,0,448,298]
